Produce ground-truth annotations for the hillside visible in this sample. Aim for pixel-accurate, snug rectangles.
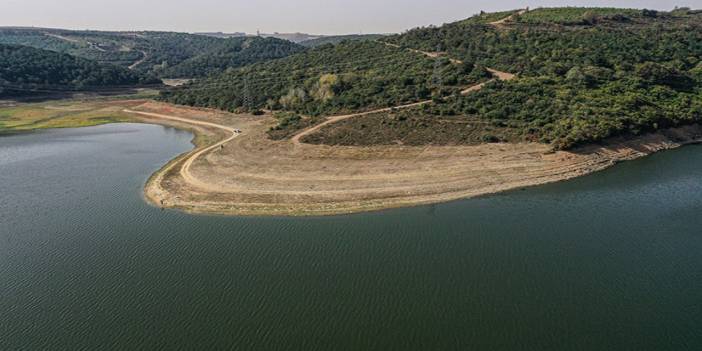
[159,37,304,78]
[160,40,491,135]
[0,44,159,97]
[0,28,303,78]
[164,7,702,149]
[372,7,702,149]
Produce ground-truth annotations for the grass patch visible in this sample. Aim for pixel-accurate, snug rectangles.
[0,102,135,133]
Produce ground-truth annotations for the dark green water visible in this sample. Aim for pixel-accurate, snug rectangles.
[1,123,701,351]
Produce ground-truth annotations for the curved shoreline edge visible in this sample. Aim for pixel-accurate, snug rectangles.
[129,104,702,217]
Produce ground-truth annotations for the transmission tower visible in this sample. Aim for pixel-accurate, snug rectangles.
[243,74,253,111]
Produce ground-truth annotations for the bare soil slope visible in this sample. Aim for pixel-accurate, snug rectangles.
[130,102,702,216]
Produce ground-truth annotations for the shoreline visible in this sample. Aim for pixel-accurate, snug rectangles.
[3,99,700,217]
[128,102,702,217]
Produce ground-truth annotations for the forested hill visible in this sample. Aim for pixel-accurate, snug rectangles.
[0,28,303,78]
[160,40,489,116]
[160,7,702,148]
[160,37,304,78]
[378,7,702,149]
[0,44,159,96]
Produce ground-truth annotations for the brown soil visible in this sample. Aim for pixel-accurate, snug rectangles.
[127,101,702,217]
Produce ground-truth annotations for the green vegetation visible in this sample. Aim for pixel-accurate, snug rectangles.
[0,102,134,133]
[0,44,159,97]
[14,7,692,150]
[515,7,643,25]
[445,73,702,149]
[0,28,142,67]
[379,7,702,148]
[160,41,484,117]
[458,10,522,24]
[159,37,304,78]
[0,28,304,78]
[299,34,386,48]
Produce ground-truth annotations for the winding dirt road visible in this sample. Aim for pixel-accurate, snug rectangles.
[291,100,433,146]
[119,101,702,217]
[291,45,518,145]
[128,50,148,70]
[123,109,239,192]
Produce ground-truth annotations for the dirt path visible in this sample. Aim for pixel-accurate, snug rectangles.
[489,9,528,26]
[123,109,239,192]
[290,47,517,145]
[379,41,463,64]
[291,101,432,146]
[128,103,702,217]
[129,50,148,70]
[44,32,80,43]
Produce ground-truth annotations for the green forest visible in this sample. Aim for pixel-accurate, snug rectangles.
[160,40,488,116]
[159,37,304,78]
[379,7,702,148]
[3,8,702,149]
[0,44,159,97]
[162,7,702,149]
[0,29,304,78]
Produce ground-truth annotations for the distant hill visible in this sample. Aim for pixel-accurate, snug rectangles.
[259,32,322,43]
[299,34,386,48]
[163,7,702,149]
[158,37,304,78]
[0,44,159,97]
[195,32,247,38]
[195,32,386,47]
[0,28,303,78]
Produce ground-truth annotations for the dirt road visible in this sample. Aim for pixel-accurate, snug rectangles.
[489,9,528,26]
[127,102,702,217]
[123,109,239,192]
[290,100,432,146]
[290,64,516,145]
[128,50,148,70]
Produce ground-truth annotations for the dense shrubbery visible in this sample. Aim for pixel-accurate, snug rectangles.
[515,7,643,25]
[160,41,482,116]
[386,9,702,76]
[441,68,702,149]
[161,8,702,148]
[380,8,702,148]
[0,44,159,96]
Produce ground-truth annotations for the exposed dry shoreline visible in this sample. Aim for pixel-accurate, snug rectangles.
[126,102,702,217]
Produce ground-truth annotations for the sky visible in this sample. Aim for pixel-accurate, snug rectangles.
[1,0,700,35]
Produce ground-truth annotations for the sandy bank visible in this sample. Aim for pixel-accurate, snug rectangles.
[130,102,702,217]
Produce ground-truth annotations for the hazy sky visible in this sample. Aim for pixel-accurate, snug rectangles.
[2,0,699,34]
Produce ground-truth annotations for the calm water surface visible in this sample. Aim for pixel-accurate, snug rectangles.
[1,123,701,350]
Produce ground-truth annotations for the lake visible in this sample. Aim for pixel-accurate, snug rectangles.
[1,123,701,350]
